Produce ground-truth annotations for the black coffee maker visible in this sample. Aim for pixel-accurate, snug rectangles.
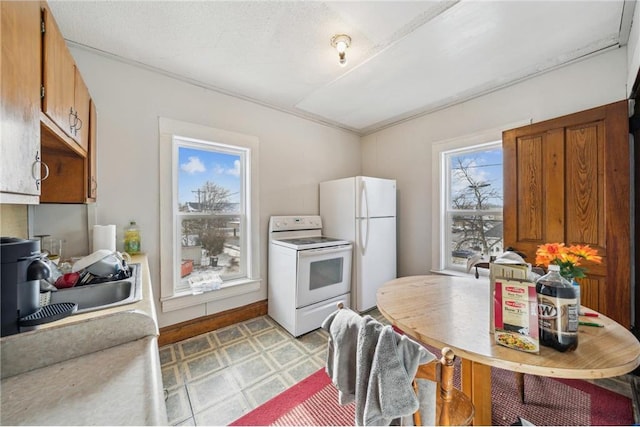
[1,237,51,337]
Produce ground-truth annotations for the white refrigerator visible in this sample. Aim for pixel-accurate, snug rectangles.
[320,176,396,312]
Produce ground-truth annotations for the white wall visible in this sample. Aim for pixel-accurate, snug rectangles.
[361,48,628,278]
[59,47,361,327]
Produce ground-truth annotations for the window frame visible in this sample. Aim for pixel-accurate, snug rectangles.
[431,122,526,277]
[159,118,260,312]
[173,137,248,288]
[442,142,503,272]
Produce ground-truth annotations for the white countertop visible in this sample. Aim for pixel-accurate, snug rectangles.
[1,336,166,425]
[0,255,168,425]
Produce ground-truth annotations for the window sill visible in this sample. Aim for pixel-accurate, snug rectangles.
[160,278,261,312]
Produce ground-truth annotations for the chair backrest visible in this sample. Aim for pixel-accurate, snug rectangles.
[413,347,474,426]
[326,303,474,426]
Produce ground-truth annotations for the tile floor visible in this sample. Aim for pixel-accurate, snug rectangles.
[159,309,634,426]
[159,309,390,426]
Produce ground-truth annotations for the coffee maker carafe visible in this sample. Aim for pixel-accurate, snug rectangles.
[1,237,51,337]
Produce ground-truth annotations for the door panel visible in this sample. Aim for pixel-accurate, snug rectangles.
[543,128,566,243]
[565,123,604,246]
[579,276,602,311]
[503,100,630,327]
[0,1,41,198]
[42,7,75,139]
[515,134,543,242]
[74,68,90,152]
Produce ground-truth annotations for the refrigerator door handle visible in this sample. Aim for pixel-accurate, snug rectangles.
[360,180,370,256]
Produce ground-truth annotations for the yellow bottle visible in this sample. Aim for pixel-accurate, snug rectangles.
[124,221,141,254]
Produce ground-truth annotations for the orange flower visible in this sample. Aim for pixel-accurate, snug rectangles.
[567,244,602,264]
[560,252,581,265]
[535,242,601,280]
[535,243,565,267]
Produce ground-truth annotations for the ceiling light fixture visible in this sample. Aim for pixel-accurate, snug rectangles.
[331,34,351,67]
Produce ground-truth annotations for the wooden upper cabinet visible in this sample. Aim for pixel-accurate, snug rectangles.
[74,68,90,152]
[0,1,42,203]
[41,4,89,154]
[503,100,631,327]
[39,1,98,204]
[41,6,75,141]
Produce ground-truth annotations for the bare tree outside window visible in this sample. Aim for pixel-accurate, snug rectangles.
[176,144,244,291]
[181,181,237,259]
[446,145,503,268]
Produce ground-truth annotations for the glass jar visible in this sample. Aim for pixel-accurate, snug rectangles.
[536,264,578,352]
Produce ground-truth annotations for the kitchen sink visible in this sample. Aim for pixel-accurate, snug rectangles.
[48,263,142,314]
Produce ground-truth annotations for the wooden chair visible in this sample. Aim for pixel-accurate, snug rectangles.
[329,303,474,426]
[413,346,475,426]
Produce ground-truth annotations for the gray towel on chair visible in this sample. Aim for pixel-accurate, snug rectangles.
[355,315,384,425]
[363,326,435,426]
[321,308,362,404]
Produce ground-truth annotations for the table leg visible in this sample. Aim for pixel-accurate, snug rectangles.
[461,358,492,426]
[515,372,525,403]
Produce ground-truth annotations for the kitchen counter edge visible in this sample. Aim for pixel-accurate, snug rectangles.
[0,255,168,425]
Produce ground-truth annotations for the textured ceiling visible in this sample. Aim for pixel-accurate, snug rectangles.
[48,0,634,135]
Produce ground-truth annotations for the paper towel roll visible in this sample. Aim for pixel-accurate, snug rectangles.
[93,225,116,252]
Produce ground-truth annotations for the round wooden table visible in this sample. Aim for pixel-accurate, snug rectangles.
[376,275,640,426]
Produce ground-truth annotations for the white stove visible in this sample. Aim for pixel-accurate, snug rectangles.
[268,215,352,337]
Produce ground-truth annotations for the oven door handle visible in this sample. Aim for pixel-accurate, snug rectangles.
[297,245,352,257]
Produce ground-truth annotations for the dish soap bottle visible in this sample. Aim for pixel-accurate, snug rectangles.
[536,264,578,352]
[124,221,141,255]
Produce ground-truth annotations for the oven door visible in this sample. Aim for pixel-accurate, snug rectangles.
[296,244,352,308]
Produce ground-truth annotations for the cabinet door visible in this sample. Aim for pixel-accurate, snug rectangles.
[503,101,630,327]
[42,6,75,142]
[88,100,97,200]
[74,68,90,152]
[0,1,41,202]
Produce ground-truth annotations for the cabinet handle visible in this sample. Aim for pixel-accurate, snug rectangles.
[69,107,82,136]
[33,151,49,190]
[69,107,76,132]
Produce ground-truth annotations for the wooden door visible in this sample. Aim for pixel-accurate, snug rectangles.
[0,1,41,201]
[503,100,631,327]
[42,6,75,141]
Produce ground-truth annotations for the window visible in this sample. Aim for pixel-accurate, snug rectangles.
[159,118,260,311]
[443,143,503,272]
[175,140,246,292]
[430,123,518,276]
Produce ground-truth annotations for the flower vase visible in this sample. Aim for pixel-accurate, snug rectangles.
[571,279,581,313]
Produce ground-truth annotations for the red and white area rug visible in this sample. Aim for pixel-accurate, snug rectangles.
[230,367,633,426]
